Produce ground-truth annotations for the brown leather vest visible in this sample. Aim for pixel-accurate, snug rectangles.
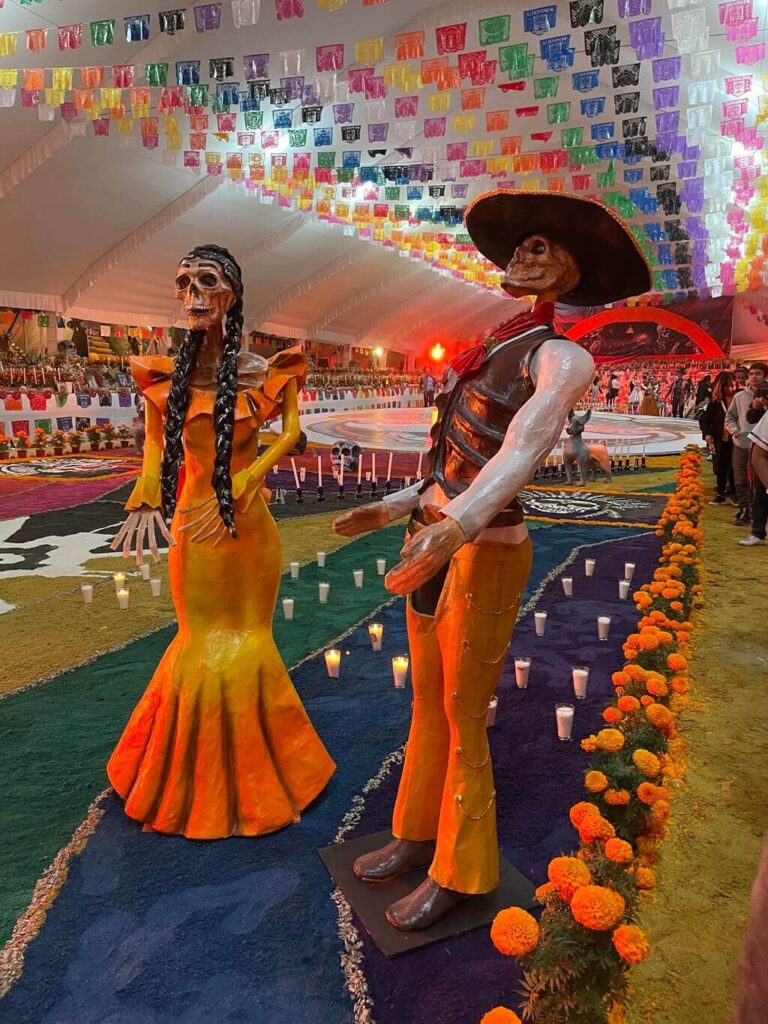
[421,323,558,525]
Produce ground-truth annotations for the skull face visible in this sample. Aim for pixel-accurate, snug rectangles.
[502,234,580,300]
[175,257,235,331]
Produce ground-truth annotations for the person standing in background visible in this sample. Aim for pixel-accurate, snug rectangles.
[739,381,768,548]
[700,371,736,505]
[421,371,437,407]
[726,362,768,525]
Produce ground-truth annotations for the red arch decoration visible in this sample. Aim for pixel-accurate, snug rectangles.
[564,306,726,361]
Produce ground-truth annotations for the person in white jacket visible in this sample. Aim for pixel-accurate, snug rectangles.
[725,362,767,524]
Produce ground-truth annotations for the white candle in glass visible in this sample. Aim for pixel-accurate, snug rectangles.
[486,695,498,728]
[556,703,575,741]
[81,584,93,605]
[392,655,409,689]
[117,588,129,610]
[368,622,383,651]
[365,471,371,482]
[572,666,590,700]
[514,656,531,688]
[624,561,636,582]
[282,597,294,621]
[376,558,386,576]
[325,648,341,678]
[299,466,306,483]
[585,558,596,577]
[290,561,300,580]
[618,579,630,599]
[318,582,330,604]
[353,569,364,588]
[113,572,126,592]
[150,578,162,597]
[317,551,326,568]
[598,615,611,641]
[139,563,151,581]
[561,576,573,597]
[534,611,547,636]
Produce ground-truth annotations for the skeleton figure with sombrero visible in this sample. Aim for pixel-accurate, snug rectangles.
[334,190,651,931]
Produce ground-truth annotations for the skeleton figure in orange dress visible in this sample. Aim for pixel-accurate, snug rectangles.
[108,245,334,838]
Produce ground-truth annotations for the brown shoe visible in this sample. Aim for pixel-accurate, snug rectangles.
[385,876,470,931]
[353,838,435,883]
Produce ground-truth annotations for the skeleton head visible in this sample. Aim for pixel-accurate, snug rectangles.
[175,256,236,331]
[502,235,580,300]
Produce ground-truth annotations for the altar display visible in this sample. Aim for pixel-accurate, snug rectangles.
[333,190,652,933]
[108,245,334,839]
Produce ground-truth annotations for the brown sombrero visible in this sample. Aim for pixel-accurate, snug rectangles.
[465,189,652,306]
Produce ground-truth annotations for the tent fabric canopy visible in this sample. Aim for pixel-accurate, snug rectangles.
[0,0,766,352]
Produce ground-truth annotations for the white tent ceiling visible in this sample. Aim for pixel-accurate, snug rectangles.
[0,0,765,353]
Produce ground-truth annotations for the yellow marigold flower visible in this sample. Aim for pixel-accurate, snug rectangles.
[585,770,609,793]
[570,885,626,931]
[603,707,624,726]
[650,799,671,826]
[596,728,625,753]
[625,664,646,682]
[645,703,675,734]
[613,924,650,964]
[635,866,656,890]
[618,695,641,713]
[480,1010,523,1024]
[491,907,540,957]
[604,788,631,806]
[581,736,598,753]
[604,838,634,864]
[548,856,592,899]
[645,676,669,698]
[632,750,661,778]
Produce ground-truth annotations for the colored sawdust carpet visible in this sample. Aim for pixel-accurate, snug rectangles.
[0,455,140,520]
[628,504,768,1024]
[0,523,654,1024]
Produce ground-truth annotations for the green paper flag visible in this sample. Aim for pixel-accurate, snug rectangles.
[289,129,307,147]
[145,63,168,87]
[317,151,336,168]
[385,186,401,201]
[534,77,559,99]
[90,20,115,47]
[479,15,510,45]
[547,102,571,125]
[244,110,263,129]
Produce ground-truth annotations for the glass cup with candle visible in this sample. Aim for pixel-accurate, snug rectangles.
[139,563,151,581]
[562,576,573,597]
[486,695,498,727]
[556,703,575,741]
[597,615,611,641]
[624,561,636,582]
[353,569,364,588]
[317,551,326,568]
[113,571,126,592]
[325,648,341,678]
[376,558,386,576]
[150,578,162,597]
[117,588,130,610]
[618,579,630,599]
[81,584,94,605]
[368,623,383,650]
[572,666,589,700]
[318,582,330,604]
[534,611,547,636]
[282,597,294,621]
[392,655,409,689]
[514,656,531,688]
[290,561,300,580]
[585,558,596,577]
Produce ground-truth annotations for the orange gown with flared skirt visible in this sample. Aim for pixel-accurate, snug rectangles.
[107,353,335,839]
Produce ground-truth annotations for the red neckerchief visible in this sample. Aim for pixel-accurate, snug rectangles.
[449,302,554,377]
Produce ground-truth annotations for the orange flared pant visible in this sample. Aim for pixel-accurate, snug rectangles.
[393,537,532,893]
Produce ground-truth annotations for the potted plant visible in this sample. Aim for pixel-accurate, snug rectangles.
[0,435,10,460]
[32,427,49,456]
[14,431,30,458]
[102,423,117,450]
[117,424,133,448]
[50,428,67,455]
[85,424,102,450]
[68,430,83,453]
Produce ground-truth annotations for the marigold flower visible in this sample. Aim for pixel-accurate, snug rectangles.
[650,799,671,826]
[638,633,659,651]
[634,866,656,890]
[596,728,625,753]
[480,1009,523,1024]
[646,703,674,733]
[612,671,629,688]
[670,675,690,694]
[570,885,626,931]
[581,736,598,753]
[633,750,661,778]
[625,634,642,649]
[490,907,540,958]
[603,707,624,725]
[645,676,669,698]
[548,856,592,899]
[604,788,631,806]
[637,782,664,805]
[618,696,641,713]
[570,801,599,827]
[578,814,616,844]
[640,695,654,707]
[535,881,558,903]
[669,601,683,612]
[613,924,650,964]
[585,770,609,793]
[667,653,688,672]
[604,838,634,864]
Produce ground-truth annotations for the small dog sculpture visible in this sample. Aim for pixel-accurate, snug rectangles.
[563,409,612,485]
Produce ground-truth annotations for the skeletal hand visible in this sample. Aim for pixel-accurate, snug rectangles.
[332,503,390,537]
[110,506,175,565]
[385,518,466,595]
[177,493,231,547]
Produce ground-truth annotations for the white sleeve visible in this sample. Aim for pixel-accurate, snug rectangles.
[382,480,422,522]
[441,339,595,540]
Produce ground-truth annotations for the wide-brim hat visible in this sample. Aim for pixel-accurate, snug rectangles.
[465,189,652,306]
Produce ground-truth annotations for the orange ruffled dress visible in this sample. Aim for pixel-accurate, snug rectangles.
[107,352,335,839]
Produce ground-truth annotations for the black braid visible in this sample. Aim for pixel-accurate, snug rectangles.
[160,244,244,533]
